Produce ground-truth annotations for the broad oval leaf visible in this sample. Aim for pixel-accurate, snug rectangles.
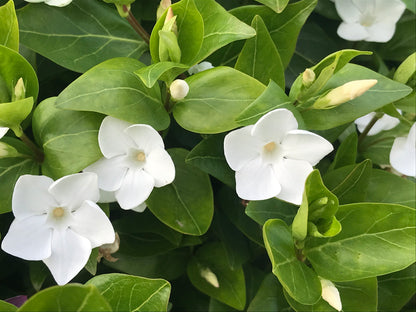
[173,66,265,133]
[86,273,171,312]
[135,62,189,88]
[147,148,214,235]
[304,203,416,281]
[18,284,112,312]
[245,198,298,225]
[263,219,322,305]
[0,300,17,312]
[0,0,18,51]
[17,0,147,73]
[56,57,169,131]
[254,0,289,13]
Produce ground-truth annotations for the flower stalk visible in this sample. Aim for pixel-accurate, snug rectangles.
[18,131,44,163]
[123,5,150,44]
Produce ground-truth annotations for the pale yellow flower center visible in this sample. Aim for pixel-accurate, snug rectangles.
[52,207,65,218]
[136,152,146,162]
[263,141,276,153]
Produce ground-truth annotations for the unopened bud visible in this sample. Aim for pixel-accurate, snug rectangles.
[170,79,189,100]
[157,0,171,20]
[320,278,342,311]
[0,141,21,158]
[200,267,219,288]
[302,68,315,87]
[313,79,377,109]
[163,7,177,35]
[13,78,26,102]
[188,61,214,75]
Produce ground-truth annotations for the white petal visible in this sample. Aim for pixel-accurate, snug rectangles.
[321,278,342,311]
[373,0,405,22]
[70,200,115,248]
[337,22,368,41]
[115,169,155,210]
[365,22,396,42]
[144,149,175,187]
[390,130,416,177]
[282,130,333,166]
[274,159,313,205]
[224,125,262,171]
[0,127,8,139]
[355,112,376,133]
[251,109,298,143]
[49,172,99,210]
[43,229,91,285]
[335,0,361,23]
[235,157,281,200]
[131,202,147,213]
[44,0,72,6]
[12,175,56,219]
[124,124,165,152]
[84,156,129,192]
[368,114,400,135]
[98,116,134,159]
[98,189,117,203]
[24,0,45,3]
[1,215,52,260]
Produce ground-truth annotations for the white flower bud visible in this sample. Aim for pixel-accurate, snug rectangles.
[157,0,171,20]
[320,278,342,311]
[200,267,219,288]
[302,68,315,87]
[13,78,26,101]
[170,79,189,100]
[313,79,377,109]
[188,61,214,75]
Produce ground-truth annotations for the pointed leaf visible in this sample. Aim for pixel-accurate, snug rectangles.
[245,198,298,225]
[254,0,289,13]
[328,131,358,171]
[135,62,189,88]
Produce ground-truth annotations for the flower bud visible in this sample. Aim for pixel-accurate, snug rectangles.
[170,79,189,100]
[157,0,171,20]
[13,78,26,102]
[188,61,214,75]
[302,68,315,87]
[313,79,377,109]
[163,7,177,35]
[200,267,219,288]
[320,278,342,311]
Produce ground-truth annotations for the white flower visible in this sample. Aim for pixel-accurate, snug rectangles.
[333,0,406,42]
[355,111,401,136]
[320,278,342,311]
[224,108,333,205]
[389,123,416,177]
[169,79,189,100]
[24,0,72,7]
[1,173,115,285]
[188,62,214,75]
[0,127,8,139]
[84,116,175,211]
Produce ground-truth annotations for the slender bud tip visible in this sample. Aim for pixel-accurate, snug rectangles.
[320,278,342,311]
[14,78,26,101]
[200,267,220,288]
[302,68,316,87]
[170,79,189,100]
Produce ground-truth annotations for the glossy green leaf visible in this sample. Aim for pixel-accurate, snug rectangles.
[0,98,33,133]
[186,133,235,188]
[0,300,17,312]
[305,203,416,281]
[17,284,112,312]
[173,66,265,133]
[32,97,102,179]
[394,52,416,84]
[328,131,358,171]
[0,0,18,51]
[56,58,169,131]
[263,219,322,305]
[150,0,204,65]
[147,148,214,235]
[187,242,246,310]
[17,0,147,73]
[301,64,412,130]
[86,273,171,312]
[254,0,289,13]
[135,62,189,88]
[235,15,284,87]
[231,0,318,68]
[324,160,373,204]
[245,198,298,225]
[0,45,38,103]
[378,264,416,312]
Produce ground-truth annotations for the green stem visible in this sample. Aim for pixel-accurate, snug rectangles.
[123,5,150,44]
[358,114,380,147]
[19,132,44,163]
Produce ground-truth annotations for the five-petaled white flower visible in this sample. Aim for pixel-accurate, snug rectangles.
[1,172,115,285]
[24,0,72,7]
[355,111,401,136]
[333,0,406,42]
[0,127,8,139]
[389,123,416,177]
[224,108,333,205]
[84,116,175,211]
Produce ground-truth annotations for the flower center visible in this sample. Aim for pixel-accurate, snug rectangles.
[136,152,146,162]
[359,14,375,27]
[263,141,276,152]
[52,207,65,218]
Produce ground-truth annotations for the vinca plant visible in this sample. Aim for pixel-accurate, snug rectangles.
[0,0,415,311]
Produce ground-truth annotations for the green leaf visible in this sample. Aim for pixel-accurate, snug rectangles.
[0,300,17,312]
[0,98,33,133]
[86,273,171,312]
[0,0,18,51]
[0,45,38,103]
[135,62,189,88]
[378,264,416,312]
[158,29,182,63]
[324,160,373,204]
[150,0,204,65]
[328,131,358,171]
[56,57,169,131]
[247,274,291,312]
[32,97,102,179]
[231,0,318,68]
[301,64,412,130]
[254,0,289,13]
[29,262,49,292]
[263,219,322,305]
[0,137,39,214]
[173,66,265,134]
[304,203,416,281]
[17,284,112,312]
[366,169,416,208]
[245,198,298,225]
[187,242,246,310]
[394,52,416,84]
[402,0,416,13]
[17,0,147,73]
[85,248,99,276]
[186,133,235,188]
[147,148,214,235]
[235,15,284,88]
